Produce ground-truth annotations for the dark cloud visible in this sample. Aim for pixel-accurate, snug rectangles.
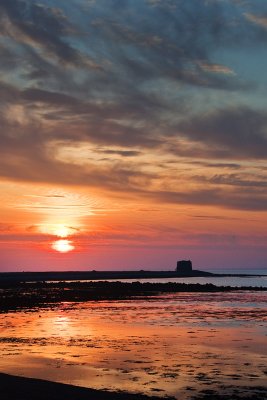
[0,81,20,104]
[191,172,267,189]
[0,43,18,70]
[96,149,142,157]
[0,0,100,68]
[88,2,247,91]
[177,107,267,160]
[149,187,267,211]
[184,161,241,170]
[209,173,267,188]
[21,88,80,107]
[0,81,165,148]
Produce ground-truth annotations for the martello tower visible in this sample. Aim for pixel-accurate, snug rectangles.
[176,260,192,275]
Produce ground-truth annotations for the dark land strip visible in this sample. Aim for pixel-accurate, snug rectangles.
[1,270,266,284]
[0,280,266,312]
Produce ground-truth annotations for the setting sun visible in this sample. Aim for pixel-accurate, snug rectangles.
[54,226,72,238]
[40,224,75,238]
[52,240,75,253]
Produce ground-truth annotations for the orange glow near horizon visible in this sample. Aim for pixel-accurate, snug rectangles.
[40,224,76,238]
[0,180,267,270]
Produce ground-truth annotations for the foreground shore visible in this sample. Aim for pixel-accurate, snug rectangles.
[0,373,175,400]
[1,289,266,400]
[1,373,266,400]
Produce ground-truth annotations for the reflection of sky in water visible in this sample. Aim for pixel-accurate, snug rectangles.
[114,275,267,288]
[0,292,267,399]
[53,275,267,287]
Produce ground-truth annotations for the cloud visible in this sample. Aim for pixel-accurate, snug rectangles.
[0,43,18,71]
[0,1,267,213]
[96,149,142,157]
[208,173,267,188]
[0,223,14,232]
[0,0,102,69]
[197,61,235,75]
[148,187,267,211]
[245,12,267,29]
[184,161,241,170]
[189,215,245,221]
[0,76,267,213]
[87,1,246,90]
[190,173,267,195]
[0,0,266,93]
[24,194,66,198]
[177,107,267,160]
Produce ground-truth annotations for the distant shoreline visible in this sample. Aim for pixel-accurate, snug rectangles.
[0,269,266,284]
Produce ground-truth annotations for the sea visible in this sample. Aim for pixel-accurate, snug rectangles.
[47,268,267,288]
[76,268,267,288]
[127,276,267,287]
[0,268,266,399]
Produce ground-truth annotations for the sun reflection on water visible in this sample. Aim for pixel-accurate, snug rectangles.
[0,293,267,399]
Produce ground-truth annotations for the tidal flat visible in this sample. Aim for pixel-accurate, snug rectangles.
[0,283,266,399]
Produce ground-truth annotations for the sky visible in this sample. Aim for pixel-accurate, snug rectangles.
[0,0,267,272]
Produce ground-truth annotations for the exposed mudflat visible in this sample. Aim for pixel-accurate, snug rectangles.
[0,287,266,399]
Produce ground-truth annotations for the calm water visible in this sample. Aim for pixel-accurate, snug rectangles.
[121,275,267,287]
[80,270,267,288]
[52,269,267,287]
[0,291,266,399]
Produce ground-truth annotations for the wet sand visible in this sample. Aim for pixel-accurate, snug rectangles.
[0,284,266,399]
